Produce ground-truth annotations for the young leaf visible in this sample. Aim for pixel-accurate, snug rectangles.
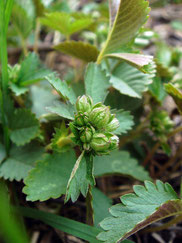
[85,63,110,103]
[9,109,40,146]
[165,83,182,114]
[16,52,51,86]
[54,41,99,63]
[65,152,95,203]
[97,0,150,63]
[39,12,93,38]
[23,151,76,201]
[92,188,113,227]
[110,62,152,98]
[0,142,44,181]
[97,180,181,243]
[46,73,77,105]
[105,53,155,74]
[114,109,134,135]
[46,101,75,120]
[94,150,150,181]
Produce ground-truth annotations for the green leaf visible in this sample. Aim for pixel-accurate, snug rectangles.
[94,150,150,181]
[0,143,6,164]
[46,73,77,105]
[11,3,33,39]
[9,82,28,96]
[65,152,95,203]
[110,62,152,98]
[0,142,44,181]
[30,85,59,118]
[54,41,99,63]
[9,109,40,146]
[105,53,156,74]
[149,77,166,103]
[92,188,112,227]
[46,101,75,120]
[16,53,52,86]
[32,0,46,17]
[97,180,181,243]
[114,109,134,135]
[39,12,93,37]
[23,151,76,201]
[21,206,102,243]
[97,0,150,62]
[165,83,182,114]
[85,63,110,103]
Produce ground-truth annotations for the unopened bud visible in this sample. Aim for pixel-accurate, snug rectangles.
[108,134,119,151]
[74,113,89,127]
[90,133,110,153]
[76,95,93,113]
[80,127,94,143]
[105,115,119,132]
[89,105,110,129]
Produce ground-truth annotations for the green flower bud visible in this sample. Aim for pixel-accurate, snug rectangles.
[74,113,89,127]
[90,133,110,153]
[80,127,94,143]
[76,95,93,113]
[105,115,119,132]
[108,134,119,151]
[89,105,110,129]
[83,143,91,151]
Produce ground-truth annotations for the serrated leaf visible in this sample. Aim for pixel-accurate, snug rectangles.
[54,41,99,63]
[23,151,76,201]
[16,53,52,86]
[97,0,150,62]
[39,12,93,37]
[110,62,152,98]
[65,152,95,203]
[92,188,112,227]
[114,109,134,135]
[149,77,166,103]
[165,83,182,114]
[9,109,40,146]
[106,53,155,74]
[0,142,44,181]
[94,151,150,181]
[85,63,110,103]
[97,180,181,243]
[11,3,33,39]
[46,101,75,120]
[46,73,77,105]
[9,82,28,96]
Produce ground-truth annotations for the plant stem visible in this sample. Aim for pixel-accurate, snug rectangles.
[0,0,13,153]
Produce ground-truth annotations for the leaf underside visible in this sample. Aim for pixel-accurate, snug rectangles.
[97,180,181,243]
[54,41,99,62]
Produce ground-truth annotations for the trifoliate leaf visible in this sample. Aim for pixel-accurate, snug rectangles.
[23,151,76,201]
[0,142,44,181]
[65,152,95,203]
[114,109,134,135]
[97,180,181,243]
[46,101,75,120]
[94,151,150,181]
[46,73,77,105]
[54,41,99,63]
[97,0,150,63]
[39,12,93,37]
[165,83,182,114]
[92,188,112,227]
[110,62,152,98]
[85,63,110,103]
[9,109,40,146]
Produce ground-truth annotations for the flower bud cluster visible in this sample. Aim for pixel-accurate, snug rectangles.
[70,95,119,155]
